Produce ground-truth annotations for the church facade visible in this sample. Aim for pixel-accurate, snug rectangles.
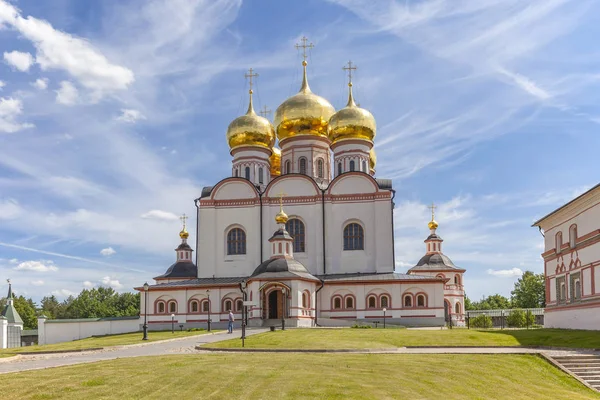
[137,40,465,329]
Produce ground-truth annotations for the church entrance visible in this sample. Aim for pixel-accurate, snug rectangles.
[268,290,282,319]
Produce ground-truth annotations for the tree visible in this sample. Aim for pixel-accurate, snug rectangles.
[511,271,545,308]
[464,295,474,311]
[13,295,38,330]
[468,294,511,310]
[41,295,62,319]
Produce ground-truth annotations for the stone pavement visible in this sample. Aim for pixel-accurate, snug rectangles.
[0,329,267,375]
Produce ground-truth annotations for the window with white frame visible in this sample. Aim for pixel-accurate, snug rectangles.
[317,158,324,178]
[345,296,354,309]
[367,296,376,309]
[569,225,577,248]
[299,158,307,175]
[333,297,342,309]
[344,223,364,250]
[555,231,563,253]
[404,295,412,308]
[380,295,389,308]
[417,295,425,307]
[258,167,264,184]
[227,228,246,255]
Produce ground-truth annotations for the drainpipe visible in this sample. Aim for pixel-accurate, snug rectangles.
[321,189,326,275]
[194,197,201,269]
[259,187,264,262]
[537,226,545,238]
[314,279,325,327]
[390,189,397,271]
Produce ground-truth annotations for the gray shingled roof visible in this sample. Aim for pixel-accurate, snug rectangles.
[318,272,444,282]
[251,258,319,281]
[154,261,198,280]
[145,277,247,289]
[408,253,463,272]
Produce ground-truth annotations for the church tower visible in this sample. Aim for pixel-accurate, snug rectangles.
[226,69,275,189]
[153,215,198,282]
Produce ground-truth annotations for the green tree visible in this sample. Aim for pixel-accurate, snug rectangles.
[464,295,474,311]
[511,271,545,308]
[468,294,511,310]
[41,295,62,319]
[13,295,38,329]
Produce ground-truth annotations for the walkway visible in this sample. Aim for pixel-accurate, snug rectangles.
[0,329,267,375]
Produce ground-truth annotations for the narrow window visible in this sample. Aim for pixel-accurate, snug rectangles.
[349,160,355,171]
[334,297,342,309]
[285,160,291,174]
[191,301,198,313]
[227,228,246,255]
[569,225,577,248]
[417,295,425,307]
[236,300,243,312]
[286,243,289,254]
[455,303,461,314]
[258,167,264,184]
[337,162,342,176]
[555,232,562,253]
[454,276,459,285]
[368,296,376,309]
[575,280,581,299]
[286,219,306,252]
[202,300,209,313]
[361,160,366,172]
[299,158,307,175]
[278,243,282,253]
[380,296,389,308]
[225,300,232,312]
[317,158,324,178]
[344,223,364,250]
[244,167,250,180]
[158,302,165,313]
[169,302,176,313]
[404,296,412,308]
[234,169,238,177]
[345,297,354,309]
[302,293,308,308]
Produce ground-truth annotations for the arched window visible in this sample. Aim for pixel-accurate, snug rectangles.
[157,301,165,314]
[227,228,246,255]
[234,169,238,177]
[349,160,355,171]
[343,223,364,250]
[317,158,324,178]
[236,299,243,312]
[286,218,305,252]
[555,232,562,253]
[575,280,581,299]
[417,295,425,307]
[404,295,412,308]
[454,275,460,285]
[285,160,291,174]
[299,158,307,175]
[244,166,250,180]
[367,296,376,309]
[258,167,264,184]
[455,302,461,314]
[345,296,354,309]
[569,225,577,248]
[201,300,209,313]
[380,295,389,308]
[224,299,233,312]
[361,160,366,172]
[190,300,199,313]
[302,292,309,308]
[168,301,177,313]
[333,297,342,309]
[337,162,342,176]
[560,283,566,301]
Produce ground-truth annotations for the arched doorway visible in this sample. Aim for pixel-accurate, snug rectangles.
[268,290,281,319]
[260,284,289,320]
[444,300,451,322]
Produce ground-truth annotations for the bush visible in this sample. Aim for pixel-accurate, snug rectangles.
[470,314,493,328]
[506,309,535,328]
[351,324,371,329]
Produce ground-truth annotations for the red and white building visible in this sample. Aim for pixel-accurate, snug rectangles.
[534,183,600,330]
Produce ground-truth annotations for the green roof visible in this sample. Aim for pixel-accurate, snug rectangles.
[1,303,23,325]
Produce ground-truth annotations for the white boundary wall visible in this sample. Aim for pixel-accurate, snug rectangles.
[544,307,600,330]
[38,317,141,345]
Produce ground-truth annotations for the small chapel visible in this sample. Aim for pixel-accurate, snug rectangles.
[136,37,466,329]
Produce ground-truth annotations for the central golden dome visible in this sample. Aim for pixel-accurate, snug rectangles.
[270,147,281,176]
[226,91,275,152]
[274,61,335,142]
[328,84,376,145]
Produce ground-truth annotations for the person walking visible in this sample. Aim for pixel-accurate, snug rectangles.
[228,310,235,334]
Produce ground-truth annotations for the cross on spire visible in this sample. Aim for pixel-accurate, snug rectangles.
[259,105,271,118]
[277,191,287,211]
[295,36,314,63]
[179,213,188,229]
[244,68,259,92]
[343,60,357,86]
[428,202,436,221]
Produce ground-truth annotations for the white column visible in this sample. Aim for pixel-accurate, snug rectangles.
[37,315,47,345]
[0,317,7,349]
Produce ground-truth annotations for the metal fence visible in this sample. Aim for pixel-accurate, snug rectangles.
[466,308,544,329]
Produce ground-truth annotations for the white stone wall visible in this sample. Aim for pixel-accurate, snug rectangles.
[37,317,141,345]
[0,318,7,349]
[545,307,600,330]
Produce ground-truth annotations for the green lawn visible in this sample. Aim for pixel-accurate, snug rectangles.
[206,328,600,349]
[0,330,210,356]
[1,353,597,399]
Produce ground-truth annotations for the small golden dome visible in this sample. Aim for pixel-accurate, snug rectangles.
[226,90,275,152]
[369,148,377,171]
[275,209,288,224]
[274,61,335,142]
[270,147,281,177]
[428,220,438,230]
[328,84,376,145]
[179,228,189,239]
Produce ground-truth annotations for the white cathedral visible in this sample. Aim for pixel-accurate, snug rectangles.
[137,39,466,329]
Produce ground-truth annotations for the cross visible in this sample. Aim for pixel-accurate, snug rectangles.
[277,190,287,210]
[259,105,271,118]
[179,213,188,229]
[428,202,436,220]
[343,60,357,85]
[295,36,314,63]
[244,68,259,92]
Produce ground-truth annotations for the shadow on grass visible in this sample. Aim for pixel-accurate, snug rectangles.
[473,328,600,349]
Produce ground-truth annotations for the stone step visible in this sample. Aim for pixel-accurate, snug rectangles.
[574,373,600,378]
[561,363,600,368]
[553,357,600,362]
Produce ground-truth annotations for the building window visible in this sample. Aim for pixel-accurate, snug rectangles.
[202,300,209,313]
[555,231,562,253]
[236,299,243,312]
[302,292,309,308]
[569,225,577,248]
[168,301,177,313]
[224,299,233,312]
[285,160,291,174]
[380,295,389,308]
[404,295,412,308]
[286,218,305,252]
[227,228,246,255]
[190,300,199,313]
[349,160,355,171]
[234,169,238,177]
[244,166,250,180]
[454,275,460,285]
[345,296,354,309]
[333,297,342,310]
[343,223,364,250]
[258,167,264,184]
[455,303,461,314]
[337,162,342,176]
[575,280,581,299]
[361,160,366,172]
[417,295,425,307]
[157,301,165,314]
[299,158,307,175]
[317,158,324,178]
[367,296,376,309]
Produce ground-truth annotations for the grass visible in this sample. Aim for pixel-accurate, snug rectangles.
[0,330,210,356]
[0,353,598,399]
[206,328,600,349]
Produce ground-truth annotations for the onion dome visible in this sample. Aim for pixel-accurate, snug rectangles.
[270,147,281,176]
[275,209,288,224]
[428,220,439,230]
[226,90,275,152]
[179,227,189,240]
[328,83,376,144]
[369,148,377,171]
[274,61,335,142]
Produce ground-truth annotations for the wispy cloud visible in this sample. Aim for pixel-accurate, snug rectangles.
[14,260,58,272]
[3,50,34,72]
[488,268,524,277]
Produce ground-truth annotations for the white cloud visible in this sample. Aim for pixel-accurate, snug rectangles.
[51,289,77,297]
[3,50,34,71]
[83,281,94,289]
[487,268,524,278]
[117,109,146,123]
[140,210,179,221]
[55,81,79,105]
[0,80,5,89]
[14,260,58,272]
[0,0,134,95]
[100,276,123,290]
[0,198,22,219]
[0,97,34,133]
[32,77,48,90]
[8,258,18,264]
[30,280,44,286]
[100,247,116,256]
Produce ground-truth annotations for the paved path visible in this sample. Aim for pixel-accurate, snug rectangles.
[0,329,267,375]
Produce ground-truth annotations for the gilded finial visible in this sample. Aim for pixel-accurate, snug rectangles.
[428,203,438,230]
[244,68,259,115]
[259,105,272,119]
[343,60,358,107]
[179,214,189,240]
[296,36,314,93]
[275,191,288,224]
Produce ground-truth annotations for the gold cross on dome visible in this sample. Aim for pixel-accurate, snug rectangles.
[428,202,436,220]
[343,60,357,85]
[179,213,188,229]
[259,105,271,118]
[295,36,314,62]
[277,191,287,210]
[244,68,259,92]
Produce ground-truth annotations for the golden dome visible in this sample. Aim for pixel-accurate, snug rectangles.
[369,148,377,171]
[274,61,335,142]
[328,83,376,144]
[270,147,281,176]
[179,228,189,240]
[428,220,438,230]
[226,90,275,152]
[275,209,288,224]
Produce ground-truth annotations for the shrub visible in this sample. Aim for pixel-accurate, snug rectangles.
[506,309,535,328]
[470,314,493,328]
[351,324,372,329]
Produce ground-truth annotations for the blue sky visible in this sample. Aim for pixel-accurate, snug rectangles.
[0,0,598,302]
